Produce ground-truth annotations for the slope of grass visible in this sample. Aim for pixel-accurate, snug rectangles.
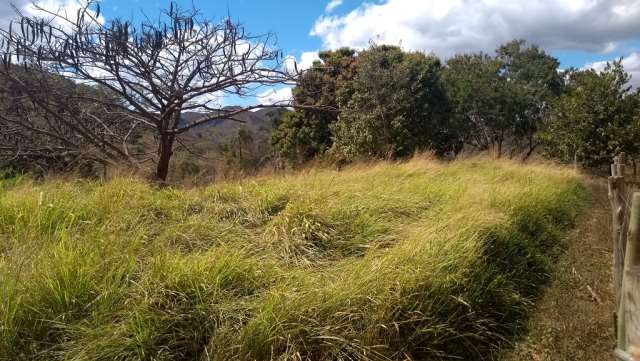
[0,157,589,360]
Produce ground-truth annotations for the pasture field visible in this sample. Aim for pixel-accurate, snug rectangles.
[0,157,589,360]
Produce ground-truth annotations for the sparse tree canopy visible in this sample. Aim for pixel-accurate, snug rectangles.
[0,1,295,181]
[0,69,132,174]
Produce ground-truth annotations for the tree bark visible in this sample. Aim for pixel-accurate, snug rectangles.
[156,132,175,182]
[522,142,538,161]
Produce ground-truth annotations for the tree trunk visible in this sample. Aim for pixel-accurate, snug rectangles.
[156,132,175,182]
[522,142,537,161]
[155,108,182,182]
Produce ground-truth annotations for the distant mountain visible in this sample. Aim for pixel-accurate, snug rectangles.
[179,107,288,145]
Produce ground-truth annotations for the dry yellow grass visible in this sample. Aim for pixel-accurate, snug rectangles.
[0,156,590,360]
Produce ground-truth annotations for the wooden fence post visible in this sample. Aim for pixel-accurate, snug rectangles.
[611,155,627,307]
[610,153,640,360]
[618,192,640,355]
[616,192,640,351]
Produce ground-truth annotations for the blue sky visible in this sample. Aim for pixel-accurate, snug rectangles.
[101,0,640,105]
[94,0,640,70]
[96,0,370,105]
[100,0,361,59]
[2,0,639,104]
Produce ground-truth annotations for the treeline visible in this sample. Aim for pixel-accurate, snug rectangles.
[272,40,640,169]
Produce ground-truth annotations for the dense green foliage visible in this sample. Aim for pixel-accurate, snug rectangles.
[3,38,639,176]
[540,61,640,168]
[331,46,453,160]
[0,158,588,360]
[272,40,640,170]
[271,48,357,163]
[442,53,515,154]
[443,41,563,157]
[496,41,564,155]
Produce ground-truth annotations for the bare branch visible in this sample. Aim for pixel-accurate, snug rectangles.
[0,1,302,180]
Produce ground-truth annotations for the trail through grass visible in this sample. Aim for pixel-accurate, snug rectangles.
[0,157,589,360]
[501,179,614,361]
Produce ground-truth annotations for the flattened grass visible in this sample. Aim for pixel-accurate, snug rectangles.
[0,157,589,360]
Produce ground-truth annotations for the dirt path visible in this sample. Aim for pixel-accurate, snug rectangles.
[502,178,615,361]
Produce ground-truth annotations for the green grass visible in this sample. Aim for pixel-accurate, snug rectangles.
[0,157,589,360]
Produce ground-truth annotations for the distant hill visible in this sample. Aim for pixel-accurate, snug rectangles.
[179,107,288,145]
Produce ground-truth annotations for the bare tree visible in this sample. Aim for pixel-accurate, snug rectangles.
[0,69,136,173]
[0,1,296,180]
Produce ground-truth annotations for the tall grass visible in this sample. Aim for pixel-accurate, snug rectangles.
[0,157,589,360]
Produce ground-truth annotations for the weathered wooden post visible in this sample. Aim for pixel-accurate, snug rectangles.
[610,154,627,306]
[619,153,627,177]
[616,192,640,360]
[626,192,640,351]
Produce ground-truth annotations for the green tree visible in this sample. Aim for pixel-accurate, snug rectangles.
[442,53,516,156]
[271,111,316,162]
[330,45,453,161]
[442,40,563,158]
[540,61,640,168]
[271,48,357,164]
[496,40,563,158]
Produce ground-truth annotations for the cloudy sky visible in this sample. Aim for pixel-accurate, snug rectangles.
[2,0,640,104]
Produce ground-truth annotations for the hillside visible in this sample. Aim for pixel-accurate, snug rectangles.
[179,108,286,144]
[0,157,590,360]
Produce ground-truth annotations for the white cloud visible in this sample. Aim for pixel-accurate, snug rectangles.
[1,0,104,30]
[265,51,319,107]
[257,87,293,106]
[283,51,321,73]
[325,0,344,13]
[283,55,297,74]
[191,91,225,109]
[586,52,640,88]
[311,0,640,57]
[299,51,321,69]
